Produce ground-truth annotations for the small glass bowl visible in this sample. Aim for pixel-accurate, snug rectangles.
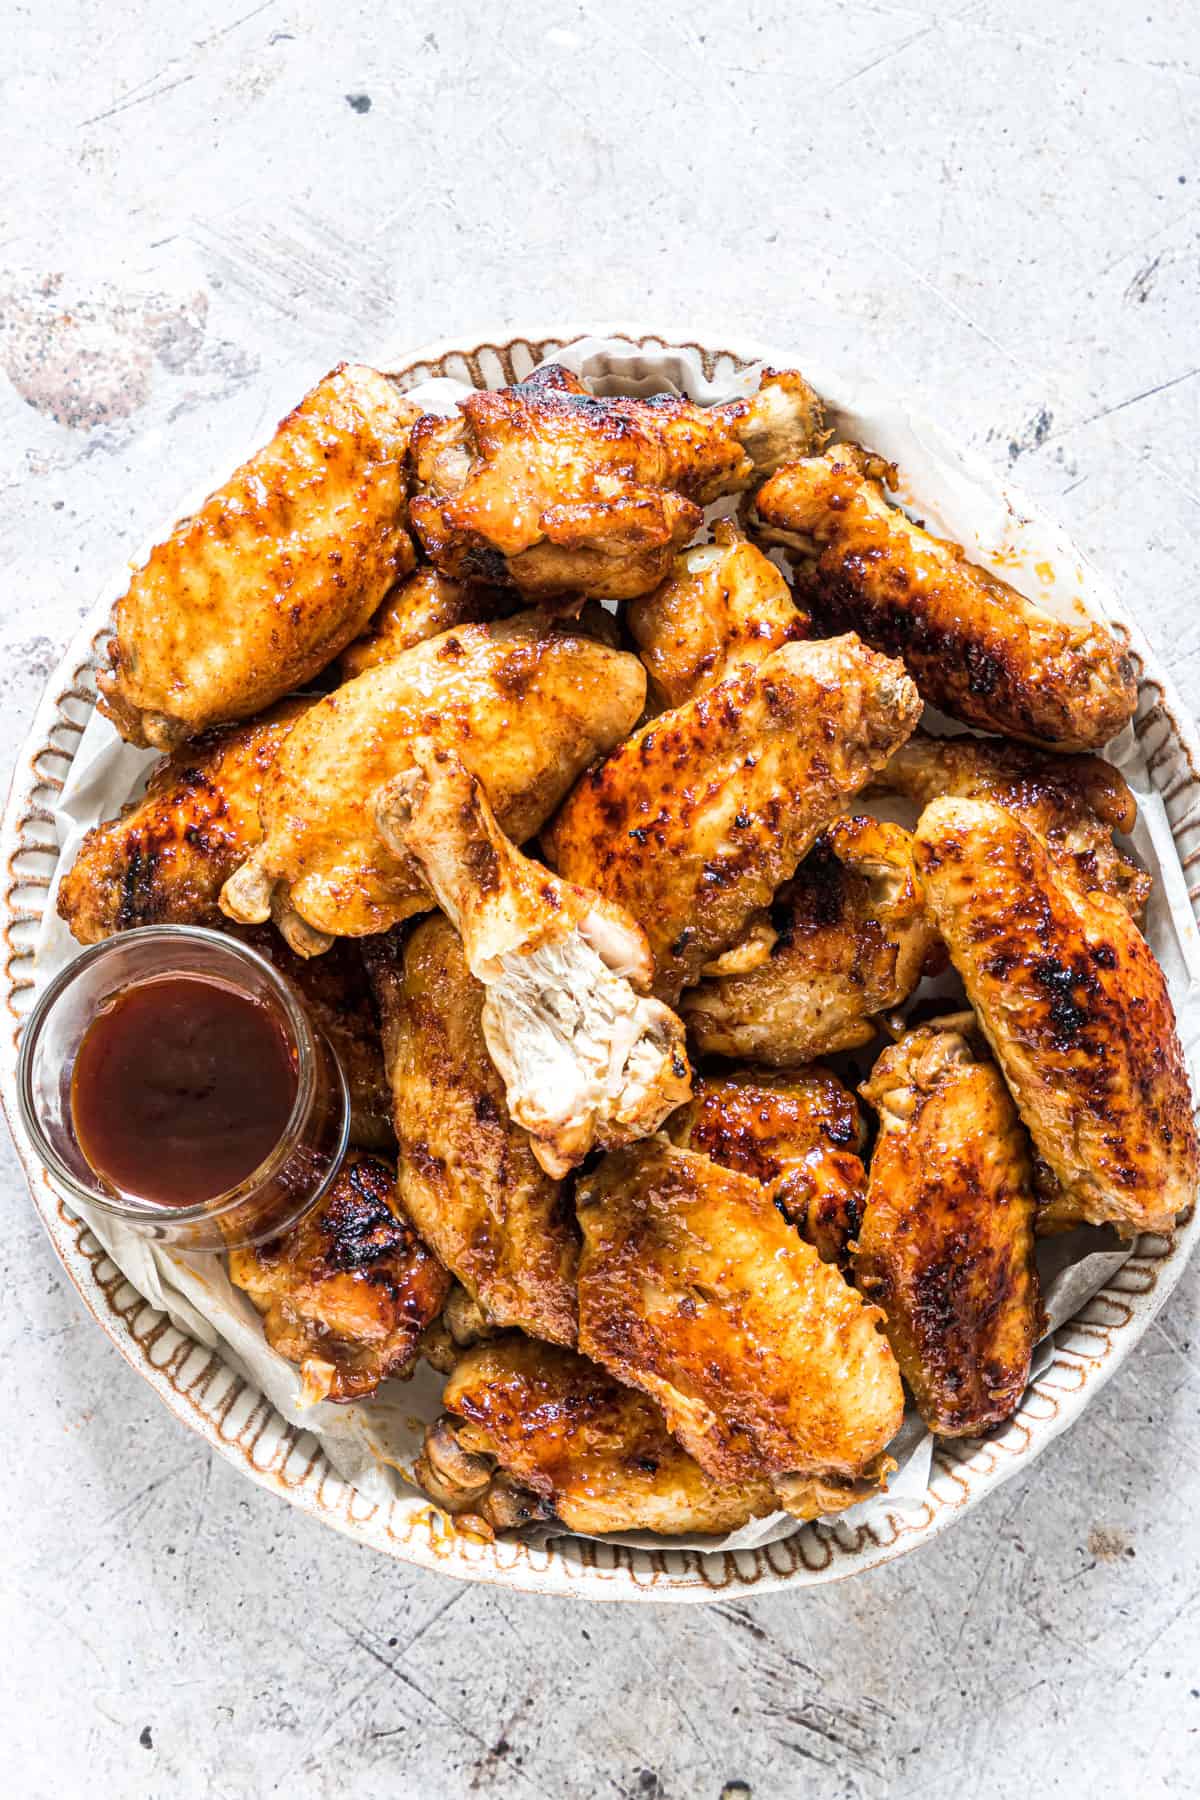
[17,925,349,1251]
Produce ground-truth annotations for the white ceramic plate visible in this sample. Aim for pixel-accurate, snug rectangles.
[3,324,1198,1602]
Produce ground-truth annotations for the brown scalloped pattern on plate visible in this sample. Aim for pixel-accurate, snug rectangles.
[2,330,1197,1602]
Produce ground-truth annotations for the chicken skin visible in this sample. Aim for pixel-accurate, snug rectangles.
[876,730,1149,915]
[409,363,826,602]
[682,815,942,1065]
[754,446,1136,750]
[377,742,692,1177]
[668,1067,867,1266]
[220,613,645,955]
[57,700,308,944]
[626,522,809,709]
[364,916,579,1345]
[418,1336,778,1536]
[576,1138,904,1515]
[98,364,419,749]
[857,1021,1043,1436]
[338,565,515,680]
[228,1152,450,1405]
[914,799,1198,1237]
[545,635,921,1003]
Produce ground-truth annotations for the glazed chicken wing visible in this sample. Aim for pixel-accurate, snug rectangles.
[914,799,1198,1237]
[418,1336,777,1536]
[857,1020,1042,1436]
[576,1138,904,1514]
[98,364,419,749]
[377,742,691,1177]
[682,815,942,1064]
[364,916,579,1344]
[668,1067,867,1265]
[58,700,307,944]
[338,565,515,680]
[409,363,826,602]
[754,446,1136,750]
[228,1151,450,1405]
[876,730,1149,915]
[220,613,645,955]
[626,522,808,709]
[545,636,921,1003]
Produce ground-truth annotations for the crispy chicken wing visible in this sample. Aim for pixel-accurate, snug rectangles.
[364,916,579,1344]
[576,1138,903,1513]
[378,742,691,1177]
[668,1067,867,1265]
[220,613,645,955]
[338,565,515,679]
[626,522,808,709]
[228,1151,450,1404]
[98,364,419,749]
[914,798,1198,1237]
[418,1336,777,1536]
[856,1020,1042,1436]
[682,815,942,1064]
[754,446,1136,750]
[544,636,921,1003]
[409,364,826,602]
[876,730,1149,915]
[58,701,308,944]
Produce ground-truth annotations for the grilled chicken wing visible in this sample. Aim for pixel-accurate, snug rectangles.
[914,799,1198,1237]
[682,815,942,1064]
[364,916,579,1345]
[409,363,826,602]
[754,446,1136,750]
[668,1067,867,1265]
[626,522,808,709]
[545,636,921,1003]
[418,1336,777,1536]
[220,613,645,955]
[228,1151,450,1404]
[856,1020,1042,1435]
[875,730,1149,915]
[58,701,308,944]
[98,365,419,749]
[576,1138,903,1514]
[377,742,691,1177]
[338,565,515,680]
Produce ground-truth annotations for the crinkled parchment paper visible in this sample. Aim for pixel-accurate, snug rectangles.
[31,337,1200,1557]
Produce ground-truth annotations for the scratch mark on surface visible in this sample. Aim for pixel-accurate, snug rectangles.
[80,72,197,129]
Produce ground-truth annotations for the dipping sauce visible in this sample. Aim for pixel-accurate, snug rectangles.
[70,974,298,1207]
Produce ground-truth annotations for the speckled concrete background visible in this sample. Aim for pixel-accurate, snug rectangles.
[3,4,1199,1796]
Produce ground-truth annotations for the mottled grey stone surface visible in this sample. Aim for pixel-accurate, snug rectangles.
[3,4,1199,1795]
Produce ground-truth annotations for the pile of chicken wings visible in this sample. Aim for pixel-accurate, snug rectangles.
[59,356,1198,1539]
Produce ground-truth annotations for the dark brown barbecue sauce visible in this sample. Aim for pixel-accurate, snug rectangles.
[70,974,298,1207]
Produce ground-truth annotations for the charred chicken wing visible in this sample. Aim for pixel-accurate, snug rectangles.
[338,565,515,680]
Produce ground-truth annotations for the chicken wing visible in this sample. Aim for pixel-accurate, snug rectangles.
[754,446,1136,750]
[377,742,691,1177]
[544,636,921,1003]
[57,700,309,944]
[338,565,515,679]
[626,522,809,709]
[409,363,826,602]
[228,1151,450,1404]
[856,1020,1042,1436]
[219,613,645,955]
[363,916,579,1345]
[681,814,942,1063]
[875,730,1149,915]
[98,364,419,749]
[576,1138,904,1513]
[668,1067,867,1265]
[417,1335,778,1536]
[914,798,1198,1236]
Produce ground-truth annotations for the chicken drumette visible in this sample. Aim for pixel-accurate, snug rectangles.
[338,565,515,680]
[409,363,826,602]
